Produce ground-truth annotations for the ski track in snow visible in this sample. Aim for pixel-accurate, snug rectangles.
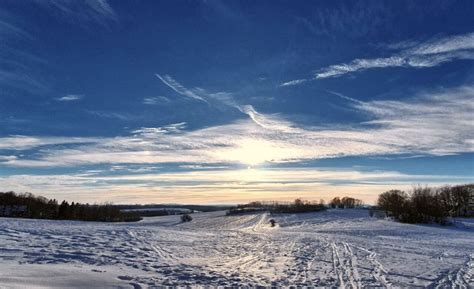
[0,209,473,287]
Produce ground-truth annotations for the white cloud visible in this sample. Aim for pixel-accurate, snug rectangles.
[315,56,406,79]
[315,33,474,79]
[280,79,307,87]
[1,168,471,204]
[0,12,47,95]
[0,135,99,150]
[405,33,474,55]
[154,74,283,131]
[280,32,474,84]
[56,94,83,101]
[35,0,117,25]
[0,155,17,162]
[143,96,170,105]
[1,85,473,168]
[155,74,208,102]
[131,123,187,137]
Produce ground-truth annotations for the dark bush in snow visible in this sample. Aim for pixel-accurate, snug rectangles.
[181,213,193,222]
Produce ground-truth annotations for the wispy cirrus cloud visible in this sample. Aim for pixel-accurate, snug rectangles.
[56,94,83,101]
[0,135,100,151]
[279,79,308,87]
[1,85,472,168]
[34,0,117,26]
[281,32,474,84]
[155,74,244,109]
[0,11,48,95]
[0,1,117,97]
[131,123,186,137]
[142,96,171,105]
[155,74,208,103]
[155,74,292,131]
[316,33,474,79]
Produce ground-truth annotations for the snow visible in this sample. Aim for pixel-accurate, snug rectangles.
[0,209,473,287]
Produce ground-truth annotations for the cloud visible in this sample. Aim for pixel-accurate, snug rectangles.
[155,74,243,110]
[0,155,17,162]
[1,168,472,204]
[1,85,472,168]
[297,1,392,39]
[155,74,208,103]
[155,74,283,130]
[315,56,406,79]
[56,94,83,101]
[0,1,117,97]
[316,33,474,79]
[0,135,100,150]
[34,0,117,26]
[142,96,171,105]
[281,32,474,85]
[131,123,187,137]
[280,79,307,87]
[0,12,48,95]
[86,110,135,121]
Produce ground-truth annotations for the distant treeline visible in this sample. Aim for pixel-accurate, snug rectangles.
[116,204,232,214]
[0,191,141,222]
[227,199,326,215]
[328,197,363,209]
[376,184,474,224]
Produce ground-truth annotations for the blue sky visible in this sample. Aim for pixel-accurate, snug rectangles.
[0,0,473,204]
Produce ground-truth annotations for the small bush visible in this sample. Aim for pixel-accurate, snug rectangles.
[181,213,192,222]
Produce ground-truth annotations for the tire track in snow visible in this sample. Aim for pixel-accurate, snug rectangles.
[353,244,392,288]
[367,251,391,288]
[342,242,362,289]
[330,241,363,289]
[331,242,346,288]
[432,253,473,289]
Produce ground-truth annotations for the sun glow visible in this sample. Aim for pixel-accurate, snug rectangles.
[214,139,296,166]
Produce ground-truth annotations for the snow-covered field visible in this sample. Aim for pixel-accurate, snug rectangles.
[0,209,473,288]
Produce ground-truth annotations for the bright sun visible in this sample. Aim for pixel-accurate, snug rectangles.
[215,139,293,166]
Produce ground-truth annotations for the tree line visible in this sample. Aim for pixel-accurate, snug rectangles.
[376,184,473,224]
[0,191,141,222]
[329,196,363,209]
[227,199,326,215]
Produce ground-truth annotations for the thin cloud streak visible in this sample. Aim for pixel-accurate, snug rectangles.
[56,94,83,101]
[35,0,117,26]
[155,74,208,103]
[280,32,474,84]
[315,33,474,79]
[0,0,117,96]
[280,79,307,87]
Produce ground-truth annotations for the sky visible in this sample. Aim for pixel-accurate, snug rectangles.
[0,0,473,204]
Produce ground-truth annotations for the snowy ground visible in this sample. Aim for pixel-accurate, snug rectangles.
[0,209,473,288]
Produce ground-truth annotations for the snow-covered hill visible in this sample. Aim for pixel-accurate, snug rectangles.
[0,209,473,288]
